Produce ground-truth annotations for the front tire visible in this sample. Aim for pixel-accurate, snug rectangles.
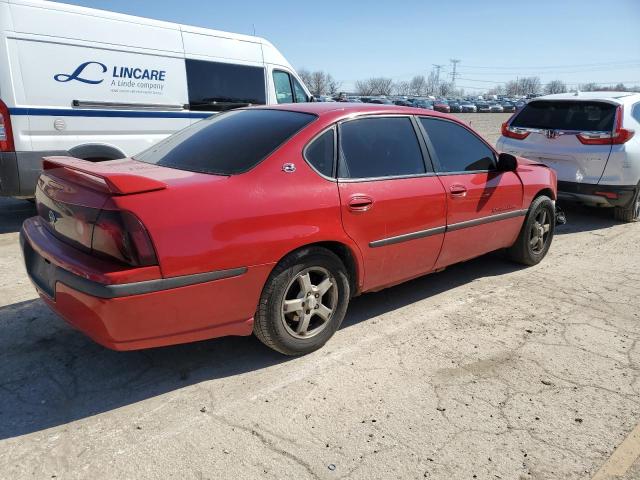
[254,247,350,356]
[507,195,555,266]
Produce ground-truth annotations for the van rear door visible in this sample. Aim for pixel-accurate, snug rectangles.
[503,100,616,184]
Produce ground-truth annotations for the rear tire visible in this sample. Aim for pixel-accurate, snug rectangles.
[254,247,350,356]
[507,195,555,266]
[613,185,640,222]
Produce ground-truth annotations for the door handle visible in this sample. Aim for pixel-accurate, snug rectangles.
[449,184,467,198]
[348,195,373,212]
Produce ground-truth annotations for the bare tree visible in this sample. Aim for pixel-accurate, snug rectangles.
[369,77,394,96]
[298,69,313,90]
[544,80,567,95]
[438,82,453,97]
[409,75,426,96]
[505,77,542,96]
[394,81,411,96]
[579,82,600,92]
[425,70,439,96]
[326,74,342,96]
[355,79,375,96]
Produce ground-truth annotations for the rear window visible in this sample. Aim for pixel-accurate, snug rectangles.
[186,59,266,111]
[134,109,316,175]
[512,101,616,131]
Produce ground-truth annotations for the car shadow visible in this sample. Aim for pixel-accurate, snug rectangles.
[554,201,620,235]
[0,198,36,234]
[0,253,522,441]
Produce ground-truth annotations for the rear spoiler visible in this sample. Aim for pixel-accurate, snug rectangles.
[42,156,167,195]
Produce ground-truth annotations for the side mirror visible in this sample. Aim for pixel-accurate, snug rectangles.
[309,95,316,103]
[497,152,517,172]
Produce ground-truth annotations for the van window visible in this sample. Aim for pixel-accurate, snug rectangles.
[134,109,316,175]
[292,78,310,103]
[186,59,266,111]
[338,117,426,179]
[420,118,495,172]
[511,101,617,131]
[273,71,294,104]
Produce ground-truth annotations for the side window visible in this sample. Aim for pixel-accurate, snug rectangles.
[292,77,310,103]
[305,129,335,177]
[632,103,640,123]
[338,117,426,179]
[273,71,294,104]
[419,118,495,172]
[186,59,266,111]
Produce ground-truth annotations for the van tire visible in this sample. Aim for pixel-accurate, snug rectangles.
[507,195,555,266]
[254,247,350,356]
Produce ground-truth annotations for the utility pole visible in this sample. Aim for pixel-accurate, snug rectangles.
[450,59,460,88]
[432,64,444,89]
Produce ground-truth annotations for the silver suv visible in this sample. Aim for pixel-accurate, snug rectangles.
[497,91,640,222]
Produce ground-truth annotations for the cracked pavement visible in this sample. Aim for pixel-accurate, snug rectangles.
[1,149,639,478]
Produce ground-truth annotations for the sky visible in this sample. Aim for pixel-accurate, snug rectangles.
[55,0,640,93]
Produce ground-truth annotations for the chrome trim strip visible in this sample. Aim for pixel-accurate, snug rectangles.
[369,226,446,248]
[72,100,186,111]
[368,209,528,248]
[446,209,528,232]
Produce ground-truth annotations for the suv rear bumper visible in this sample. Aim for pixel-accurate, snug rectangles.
[558,181,637,208]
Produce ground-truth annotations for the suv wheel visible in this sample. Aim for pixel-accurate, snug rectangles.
[613,185,640,223]
[254,247,350,356]
[507,195,555,266]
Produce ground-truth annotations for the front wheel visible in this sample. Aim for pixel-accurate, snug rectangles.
[254,247,350,356]
[507,195,555,266]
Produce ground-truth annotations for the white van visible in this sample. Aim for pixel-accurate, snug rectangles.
[0,0,312,197]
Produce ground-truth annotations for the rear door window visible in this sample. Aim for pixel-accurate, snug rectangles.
[511,101,617,131]
[186,59,266,111]
[420,117,496,172]
[135,109,315,175]
[338,117,427,179]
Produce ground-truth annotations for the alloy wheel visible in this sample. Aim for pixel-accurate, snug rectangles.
[530,207,551,254]
[281,267,338,339]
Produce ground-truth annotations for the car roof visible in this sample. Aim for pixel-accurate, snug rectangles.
[533,91,640,104]
[252,102,457,120]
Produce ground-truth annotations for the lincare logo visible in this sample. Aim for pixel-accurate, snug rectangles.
[54,61,167,91]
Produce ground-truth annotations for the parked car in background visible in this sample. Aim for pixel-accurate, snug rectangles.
[498,91,640,222]
[347,96,362,103]
[0,0,311,198]
[315,95,335,102]
[413,99,434,110]
[461,102,478,113]
[368,97,394,105]
[489,103,504,113]
[22,103,558,355]
[501,102,516,113]
[515,100,527,110]
[393,99,413,107]
[433,100,450,113]
[448,101,463,113]
[476,102,491,113]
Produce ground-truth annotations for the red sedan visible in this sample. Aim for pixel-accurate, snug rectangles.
[21,103,558,355]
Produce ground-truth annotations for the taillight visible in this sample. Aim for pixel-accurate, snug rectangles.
[92,210,158,267]
[0,99,14,152]
[577,105,635,145]
[501,121,530,140]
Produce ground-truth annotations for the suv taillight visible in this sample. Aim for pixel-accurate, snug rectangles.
[0,99,14,152]
[501,121,530,140]
[577,105,635,145]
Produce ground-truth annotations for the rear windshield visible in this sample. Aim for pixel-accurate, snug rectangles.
[512,101,616,131]
[134,109,316,175]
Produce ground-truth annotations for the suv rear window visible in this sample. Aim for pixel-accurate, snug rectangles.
[186,59,266,111]
[134,109,316,175]
[512,101,616,131]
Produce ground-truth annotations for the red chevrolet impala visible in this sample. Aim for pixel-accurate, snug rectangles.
[21,103,558,355]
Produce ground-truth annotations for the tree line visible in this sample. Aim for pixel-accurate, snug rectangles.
[300,69,640,97]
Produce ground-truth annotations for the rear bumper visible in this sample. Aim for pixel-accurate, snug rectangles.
[557,181,637,208]
[21,218,269,350]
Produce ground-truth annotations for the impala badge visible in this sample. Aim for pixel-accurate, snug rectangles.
[545,129,560,139]
[282,163,296,173]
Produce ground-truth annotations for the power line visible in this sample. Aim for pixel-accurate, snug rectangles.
[432,64,445,86]
[450,59,460,88]
[459,60,640,70]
